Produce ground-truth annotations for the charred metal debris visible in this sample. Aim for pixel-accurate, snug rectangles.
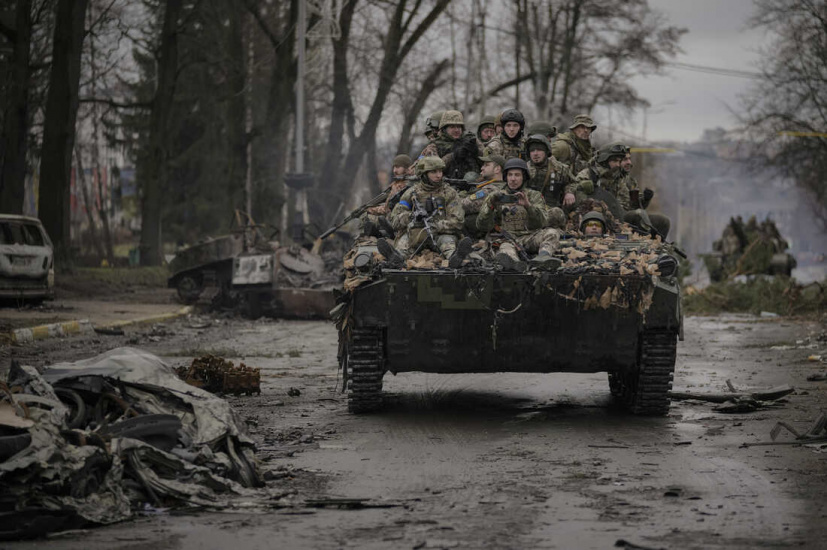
[0,348,267,540]
[176,355,261,396]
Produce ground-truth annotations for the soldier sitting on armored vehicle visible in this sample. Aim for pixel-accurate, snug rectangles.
[476,158,565,271]
[576,142,671,239]
[525,134,576,208]
[485,108,526,160]
[552,113,597,177]
[380,156,473,269]
[477,115,497,147]
[360,154,413,239]
[460,152,506,239]
[580,211,608,237]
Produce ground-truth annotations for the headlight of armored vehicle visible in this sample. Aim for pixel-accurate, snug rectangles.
[656,254,678,277]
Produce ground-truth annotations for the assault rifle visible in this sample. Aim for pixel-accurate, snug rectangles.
[444,177,478,192]
[497,227,531,262]
[409,194,438,255]
[319,181,412,240]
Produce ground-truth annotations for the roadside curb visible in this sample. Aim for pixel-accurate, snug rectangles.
[11,319,94,344]
[95,305,194,331]
[9,306,193,344]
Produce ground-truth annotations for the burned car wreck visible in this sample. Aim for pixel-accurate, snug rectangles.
[0,348,263,540]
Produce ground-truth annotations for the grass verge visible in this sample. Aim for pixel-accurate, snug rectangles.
[683,277,826,316]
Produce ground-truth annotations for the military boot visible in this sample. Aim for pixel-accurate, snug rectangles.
[377,216,396,239]
[448,237,474,269]
[529,251,562,271]
[377,238,405,268]
[495,252,526,272]
[361,220,379,238]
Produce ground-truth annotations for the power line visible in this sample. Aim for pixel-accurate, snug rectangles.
[664,61,763,80]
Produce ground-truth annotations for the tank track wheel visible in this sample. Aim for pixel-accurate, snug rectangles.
[347,327,385,413]
[622,331,677,416]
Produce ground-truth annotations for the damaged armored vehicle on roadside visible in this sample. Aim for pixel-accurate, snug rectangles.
[332,223,684,416]
[703,215,796,282]
[167,218,338,318]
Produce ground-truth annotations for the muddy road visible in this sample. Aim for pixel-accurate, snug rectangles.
[4,313,826,550]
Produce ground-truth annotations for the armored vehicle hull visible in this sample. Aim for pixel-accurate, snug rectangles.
[339,266,681,415]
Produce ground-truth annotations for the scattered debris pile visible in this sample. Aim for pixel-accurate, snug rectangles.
[176,355,261,395]
[0,348,264,540]
[703,215,796,282]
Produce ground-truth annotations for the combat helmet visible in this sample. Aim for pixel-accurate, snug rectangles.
[527,120,557,137]
[595,142,629,164]
[476,115,496,141]
[439,110,465,130]
[580,211,607,232]
[500,108,526,133]
[425,111,445,136]
[415,156,446,177]
[503,157,530,186]
[393,154,412,168]
[525,134,551,156]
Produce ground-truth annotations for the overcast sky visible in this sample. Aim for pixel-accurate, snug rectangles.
[606,0,769,144]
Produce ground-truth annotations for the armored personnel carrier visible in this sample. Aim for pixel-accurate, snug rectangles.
[333,232,683,416]
[703,216,796,282]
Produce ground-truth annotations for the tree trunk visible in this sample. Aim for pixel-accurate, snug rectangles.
[319,0,358,189]
[74,147,104,258]
[226,1,247,221]
[397,59,449,156]
[39,0,88,260]
[139,0,181,266]
[0,0,32,214]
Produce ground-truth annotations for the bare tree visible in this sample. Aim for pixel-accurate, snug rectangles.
[738,0,827,230]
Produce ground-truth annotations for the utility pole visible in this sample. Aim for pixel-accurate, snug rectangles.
[284,0,313,242]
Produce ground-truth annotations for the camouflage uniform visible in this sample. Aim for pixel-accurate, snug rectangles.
[485,133,525,160]
[389,179,464,259]
[523,134,577,207]
[461,178,505,238]
[476,185,565,262]
[551,132,593,174]
[575,161,631,211]
[551,114,597,174]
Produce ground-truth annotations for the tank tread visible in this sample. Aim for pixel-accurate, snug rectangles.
[347,328,385,414]
[622,331,677,416]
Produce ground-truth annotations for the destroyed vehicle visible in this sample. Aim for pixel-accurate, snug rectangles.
[167,226,337,318]
[703,216,796,282]
[333,232,683,416]
[0,214,54,302]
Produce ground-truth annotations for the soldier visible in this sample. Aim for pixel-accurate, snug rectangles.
[382,156,473,269]
[580,211,608,237]
[360,154,413,238]
[461,152,506,238]
[524,134,576,208]
[433,110,465,158]
[577,143,671,238]
[620,149,637,190]
[526,120,557,142]
[575,142,630,209]
[485,108,526,160]
[552,114,597,174]
[417,110,446,160]
[477,115,497,145]
[494,112,504,135]
[476,158,565,271]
